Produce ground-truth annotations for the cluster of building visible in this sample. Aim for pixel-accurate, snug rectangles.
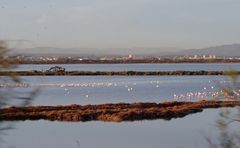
[4,54,240,64]
[7,55,91,63]
[188,55,217,59]
[172,55,240,60]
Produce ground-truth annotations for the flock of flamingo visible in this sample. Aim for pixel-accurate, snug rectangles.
[0,78,236,101]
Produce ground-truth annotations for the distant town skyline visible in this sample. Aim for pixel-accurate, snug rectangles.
[1,0,240,52]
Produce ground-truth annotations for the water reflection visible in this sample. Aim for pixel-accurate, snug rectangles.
[2,108,240,148]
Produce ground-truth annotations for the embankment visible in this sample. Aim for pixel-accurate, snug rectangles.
[0,70,239,76]
[0,101,240,122]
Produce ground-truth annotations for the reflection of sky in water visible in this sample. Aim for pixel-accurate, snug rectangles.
[1,64,239,147]
[0,75,233,106]
[2,108,240,148]
[15,63,240,71]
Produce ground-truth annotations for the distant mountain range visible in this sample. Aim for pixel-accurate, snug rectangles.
[10,43,240,57]
[10,47,180,57]
[174,44,240,56]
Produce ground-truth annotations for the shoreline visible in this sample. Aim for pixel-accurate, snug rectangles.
[0,70,239,76]
[16,62,240,65]
[1,101,240,122]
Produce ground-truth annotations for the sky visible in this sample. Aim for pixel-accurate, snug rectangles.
[0,0,240,53]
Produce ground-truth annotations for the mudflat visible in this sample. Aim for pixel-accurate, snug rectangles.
[0,101,239,122]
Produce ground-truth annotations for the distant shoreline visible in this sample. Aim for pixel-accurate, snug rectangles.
[18,60,240,64]
[0,70,239,76]
[16,62,240,65]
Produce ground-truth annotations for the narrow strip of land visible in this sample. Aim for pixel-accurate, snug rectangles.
[0,70,239,76]
[1,101,240,122]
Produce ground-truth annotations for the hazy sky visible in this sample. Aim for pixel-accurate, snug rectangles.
[1,0,240,51]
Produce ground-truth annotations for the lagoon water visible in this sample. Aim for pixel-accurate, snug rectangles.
[1,63,240,148]
[2,108,240,148]
[15,75,226,106]
[16,63,240,71]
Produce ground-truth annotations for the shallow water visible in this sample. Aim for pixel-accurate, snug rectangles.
[1,108,240,148]
[6,75,228,106]
[15,63,240,71]
[1,63,240,147]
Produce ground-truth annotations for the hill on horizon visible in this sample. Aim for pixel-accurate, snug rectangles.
[9,43,240,57]
[176,44,240,57]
